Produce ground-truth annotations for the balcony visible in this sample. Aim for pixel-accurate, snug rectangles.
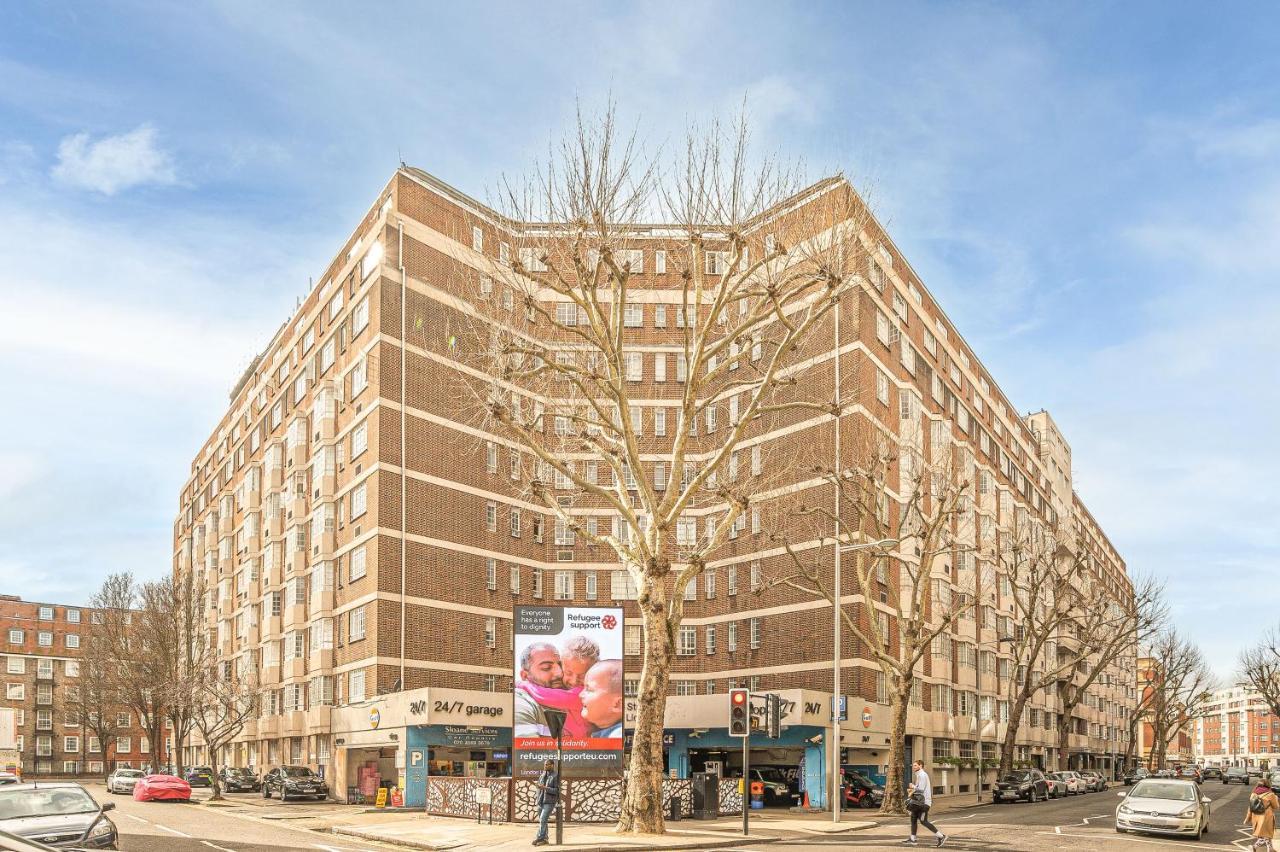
[288,546,308,575]
[256,716,280,738]
[283,603,308,630]
[308,649,334,673]
[260,662,280,687]
[261,614,282,638]
[285,658,307,680]
[305,704,333,731]
[281,710,307,737]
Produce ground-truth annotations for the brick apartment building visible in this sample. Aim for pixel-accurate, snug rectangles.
[173,166,1136,804]
[1195,685,1280,770]
[0,596,154,776]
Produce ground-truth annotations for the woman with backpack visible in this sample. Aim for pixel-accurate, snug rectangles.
[1246,773,1279,851]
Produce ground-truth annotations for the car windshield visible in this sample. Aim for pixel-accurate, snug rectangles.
[1130,781,1197,802]
[1001,772,1032,783]
[756,769,787,782]
[282,767,315,778]
[0,787,100,820]
[117,770,144,778]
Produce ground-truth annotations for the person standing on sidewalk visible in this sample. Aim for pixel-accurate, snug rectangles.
[902,759,946,847]
[532,759,560,847]
[1246,773,1278,851]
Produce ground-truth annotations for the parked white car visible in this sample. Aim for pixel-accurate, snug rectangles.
[1050,771,1085,795]
[1116,778,1210,839]
[106,768,145,795]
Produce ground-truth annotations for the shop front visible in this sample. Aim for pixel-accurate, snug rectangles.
[332,686,512,808]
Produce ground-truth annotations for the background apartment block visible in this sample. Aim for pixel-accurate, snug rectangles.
[0,596,152,776]
[1195,685,1280,770]
[173,166,1136,790]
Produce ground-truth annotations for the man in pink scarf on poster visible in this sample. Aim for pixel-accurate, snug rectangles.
[513,636,599,739]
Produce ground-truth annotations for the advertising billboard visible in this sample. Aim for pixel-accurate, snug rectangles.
[513,605,624,778]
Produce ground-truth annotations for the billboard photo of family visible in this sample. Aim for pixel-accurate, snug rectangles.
[512,605,624,778]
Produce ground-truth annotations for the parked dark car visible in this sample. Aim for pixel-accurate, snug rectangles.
[219,768,261,793]
[1201,767,1222,780]
[1223,766,1250,785]
[0,783,118,849]
[261,766,329,802]
[184,766,213,788]
[842,770,885,809]
[1122,767,1150,785]
[993,769,1049,803]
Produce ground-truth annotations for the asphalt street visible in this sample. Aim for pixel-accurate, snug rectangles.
[760,781,1260,850]
[79,783,396,852]
[72,778,1270,852]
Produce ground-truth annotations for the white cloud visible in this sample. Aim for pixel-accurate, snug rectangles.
[739,76,821,130]
[51,124,178,195]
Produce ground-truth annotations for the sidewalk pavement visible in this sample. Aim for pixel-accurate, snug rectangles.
[326,809,877,851]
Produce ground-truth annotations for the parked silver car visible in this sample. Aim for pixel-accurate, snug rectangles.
[105,769,144,796]
[1115,778,1210,839]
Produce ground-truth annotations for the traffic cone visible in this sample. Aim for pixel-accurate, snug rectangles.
[802,791,811,809]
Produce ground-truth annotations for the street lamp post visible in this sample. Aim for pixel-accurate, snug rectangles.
[976,635,1016,803]
[830,538,898,822]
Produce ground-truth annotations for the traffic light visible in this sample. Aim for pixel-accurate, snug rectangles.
[729,688,750,737]
[767,693,781,739]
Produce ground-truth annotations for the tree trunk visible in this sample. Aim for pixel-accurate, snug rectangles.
[998,689,1033,776]
[880,673,911,815]
[208,747,222,801]
[1056,704,1073,772]
[616,586,674,834]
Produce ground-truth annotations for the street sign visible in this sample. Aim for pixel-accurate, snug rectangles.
[832,695,847,721]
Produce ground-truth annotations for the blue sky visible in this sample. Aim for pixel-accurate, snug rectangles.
[1,1,1277,678]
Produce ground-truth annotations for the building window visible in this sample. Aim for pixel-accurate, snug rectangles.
[351,421,368,457]
[485,618,496,649]
[486,502,498,532]
[348,670,366,703]
[349,545,367,581]
[116,737,131,754]
[5,684,23,700]
[37,632,52,647]
[876,370,889,405]
[66,609,80,623]
[350,483,367,519]
[486,558,498,591]
[749,618,761,650]
[65,634,80,649]
[705,626,716,655]
[584,572,597,601]
[554,571,573,601]
[7,630,22,645]
[624,625,642,656]
[727,622,737,652]
[6,658,23,675]
[678,626,696,656]
[510,509,522,538]
[64,736,80,753]
[349,607,366,641]
[38,606,54,620]
[532,568,543,599]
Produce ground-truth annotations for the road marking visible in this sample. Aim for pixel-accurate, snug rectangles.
[1041,829,1237,849]
[314,845,376,852]
[202,842,237,852]
[155,823,191,837]
[121,813,150,824]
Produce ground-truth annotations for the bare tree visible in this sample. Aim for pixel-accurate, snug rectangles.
[994,519,1164,776]
[92,574,192,773]
[71,613,126,780]
[768,426,986,813]
[451,106,872,833]
[189,649,258,801]
[1239,628,1280,720]
[1052,569,1163,772]
[1141,629,1213,769]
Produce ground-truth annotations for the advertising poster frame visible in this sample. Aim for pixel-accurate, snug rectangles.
[512,605,625,778]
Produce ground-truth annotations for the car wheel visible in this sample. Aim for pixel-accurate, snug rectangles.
[262,788,271,799]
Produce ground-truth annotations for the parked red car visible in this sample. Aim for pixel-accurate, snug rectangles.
[132,775,192,803]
